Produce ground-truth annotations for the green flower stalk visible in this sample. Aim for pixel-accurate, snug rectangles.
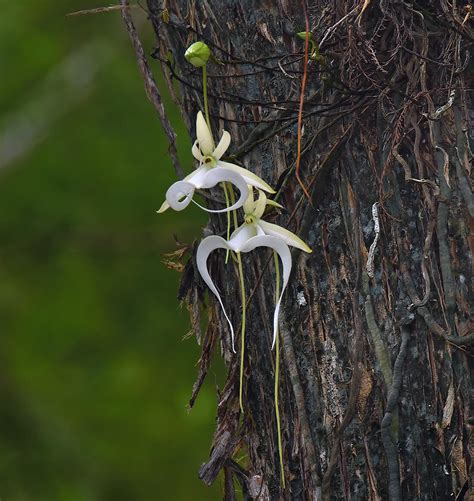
[274,251,285,487]
[237,253,246,412]
[185,41,212,133]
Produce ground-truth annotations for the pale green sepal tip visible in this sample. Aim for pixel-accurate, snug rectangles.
[184,41,211,67]
[157,200,170,213]
[266,199,284,209]
[258,220,313,253]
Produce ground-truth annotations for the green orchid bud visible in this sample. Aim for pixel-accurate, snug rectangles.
[184,41,211,67]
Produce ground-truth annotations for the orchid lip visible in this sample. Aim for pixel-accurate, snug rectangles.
[196,234,292,352]
[164,167,249,214]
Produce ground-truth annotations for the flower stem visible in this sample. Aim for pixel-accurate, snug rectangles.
[222,183,232,263]
[228,185,239,230]
[273,251,285,488]
[202,65,211,135]
[225,185,239,263]
[237,252,246,413]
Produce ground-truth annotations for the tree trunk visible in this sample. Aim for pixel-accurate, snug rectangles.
[144,1,473,499]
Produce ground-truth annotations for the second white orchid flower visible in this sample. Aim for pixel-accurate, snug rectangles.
[196,190,312,350]
[158,112,275,214]
[197,234,291,352]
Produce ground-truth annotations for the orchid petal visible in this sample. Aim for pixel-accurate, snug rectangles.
[213,130,231,160]
[266,199,284,209]
[196,111,214,155]
[186,165,211,189]
[192,140,203,162]
[165,181,196,211]
[196,236,236,352]
[253,190,267,219]
[258,220,312,253]
[240,235,292,349]
[157,200,170,213]
[218,161,276,194]
[159,168,206,214]
[243,189,255,214]
[193,168,249,213]
[229,223,258,251]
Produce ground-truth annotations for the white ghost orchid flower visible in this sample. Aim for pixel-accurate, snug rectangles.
[236,190,313,253]
[196,189,312,350]
[158,112,275,214]
[197,234,291,352]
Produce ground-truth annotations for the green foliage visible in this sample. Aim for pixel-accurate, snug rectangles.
[0,1,220,499]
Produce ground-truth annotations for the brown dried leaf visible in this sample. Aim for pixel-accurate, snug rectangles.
[451,437,468,484]
[357,367,373,417]
[189,306,217,408]
[441,381,455,429]
[162,240,192,273]
[434,423,445,455]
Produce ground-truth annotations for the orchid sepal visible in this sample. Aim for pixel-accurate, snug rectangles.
[196,111,215,155]
[265,199,284,209]
[257,220,312,253]
[157,200,170,213]
[218,161,276,194]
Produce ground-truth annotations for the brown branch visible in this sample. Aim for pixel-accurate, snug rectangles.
[120,0,184,179]
[67,4,135,16]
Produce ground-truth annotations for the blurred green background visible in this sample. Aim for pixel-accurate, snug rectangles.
[0,2,222,499]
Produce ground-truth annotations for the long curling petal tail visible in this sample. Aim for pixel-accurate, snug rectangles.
[240,235,292,349]
[196,236,236,352]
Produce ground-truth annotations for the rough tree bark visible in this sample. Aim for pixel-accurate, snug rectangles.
[137,1,472,499]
